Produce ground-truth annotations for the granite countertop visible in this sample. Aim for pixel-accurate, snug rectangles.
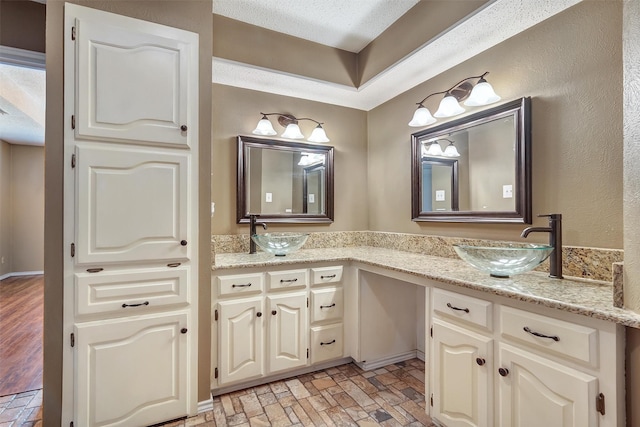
[214,246,640,329]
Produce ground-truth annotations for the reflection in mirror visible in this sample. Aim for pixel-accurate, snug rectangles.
[411,97,531,223]
[237,136,334,223]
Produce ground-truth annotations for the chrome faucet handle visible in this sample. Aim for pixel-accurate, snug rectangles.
[538,213,562,219]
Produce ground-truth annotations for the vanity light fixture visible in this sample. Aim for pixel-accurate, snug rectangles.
[422,138,460,157]
[297,152,325,166]
[252,112,330,142]
[409,72,501,127]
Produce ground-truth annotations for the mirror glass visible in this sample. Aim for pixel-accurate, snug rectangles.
[411,97,531,223]
[237,136,334,223]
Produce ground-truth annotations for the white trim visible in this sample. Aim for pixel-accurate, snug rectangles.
[0,46,45,70]
[0,271,44,281]
[353,351,417,371]
[197,398,213,413]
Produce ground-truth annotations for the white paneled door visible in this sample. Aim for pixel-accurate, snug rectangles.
[63,4,198,426]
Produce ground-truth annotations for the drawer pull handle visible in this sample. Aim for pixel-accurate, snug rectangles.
[232,283,252,288]
[476,358,486,366]
[498,367,509,377]
[180,240,188,246]
[86,268,103,273]
[256,312,262,317]
[122,301,149,308]
[320,303,336,309]
[181,328,188,334]
[320,339,336,346]
[446,302,470,313]
[271,310,277,315]
[321,274,336,279]
[180,125,188,132]
[280,278,298,283]
[167,262,181,268]
[523,326,560,342]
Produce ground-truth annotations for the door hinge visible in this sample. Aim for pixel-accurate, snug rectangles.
[430,393,433,407]
[215,309,218,321]
[430,326,433,338]
[71,154,76,168]
[307,348,309,359]
[307,298,309,308]
[214,368,218,379]
[70,333,75,347]
[70,243,75,257]
[71,26,76,40]
[70,422,74,427]
[71,115,75,129]
[596,392,605,415]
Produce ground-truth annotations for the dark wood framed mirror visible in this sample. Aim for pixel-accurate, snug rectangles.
[237,135,334,223]
[411,97,532,223]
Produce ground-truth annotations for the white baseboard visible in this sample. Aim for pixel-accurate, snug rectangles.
[416,349,425,362]
[198,398,213,413]
[353,350,418,371]
[0,271,44,281]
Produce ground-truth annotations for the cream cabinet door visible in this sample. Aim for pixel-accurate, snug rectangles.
[432,319,493,427]
[74,145,190,265]
[74,312,189,427]
[74,9,197,147]
[218,297,264,385]
[267,292,308,373]
[497,344,598,427]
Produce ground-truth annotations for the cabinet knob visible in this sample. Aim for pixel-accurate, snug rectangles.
[180,125,188,132]
[181,328,188,334]
[256,312,262,317]
[180,240,188,246]
[271,310,277,315]
[476,358,486,366]
[498,367,509,377]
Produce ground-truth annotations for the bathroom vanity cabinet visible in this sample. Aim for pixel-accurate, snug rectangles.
[212,253,625,426]
[212,265,347,392]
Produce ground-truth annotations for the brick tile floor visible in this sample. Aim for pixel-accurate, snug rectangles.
[162,358,435,427]
[0,389,42,427]
[0,360,434,426]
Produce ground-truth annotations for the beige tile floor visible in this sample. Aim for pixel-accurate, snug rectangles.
[0,360,434,426]
[0,389,42,427]
[160,359,435,427]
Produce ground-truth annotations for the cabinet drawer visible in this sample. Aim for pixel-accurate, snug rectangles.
[310,324,344,364]
[217,273,264,297]
[267,269,307,291]
[433,288,493,331]
[311,266,343,285]
[500,306,598,366]
[310,288,343,324]
[75,267,189,316]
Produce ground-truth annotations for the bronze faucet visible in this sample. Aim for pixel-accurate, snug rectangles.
[521,213,563,279]
[249,214,267,254]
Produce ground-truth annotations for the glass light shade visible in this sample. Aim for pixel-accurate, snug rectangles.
[298,155,311,166]
[443,142,460,157]
[434,95,465,118]
[408,106,436,127]
[426,142,444,156]
[307,125,330,143]
[281,123,304,139]
[464,80,501,106]
[252,118,277,136]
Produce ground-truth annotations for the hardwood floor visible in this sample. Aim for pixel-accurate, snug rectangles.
[0,275,44,397]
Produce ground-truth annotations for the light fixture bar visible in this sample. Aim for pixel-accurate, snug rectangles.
[252,112,330,142]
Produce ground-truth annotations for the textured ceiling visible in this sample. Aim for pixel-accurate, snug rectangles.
[212,0,584,110]
[0,62,45,146]
[212,0,420,53]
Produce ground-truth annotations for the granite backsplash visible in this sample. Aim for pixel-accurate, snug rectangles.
[211,231,623,283]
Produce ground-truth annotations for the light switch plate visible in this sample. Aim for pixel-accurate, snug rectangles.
[503,185,513,198]
[308,194,315,203]
[265,192,273,203]
[435,190,445,201]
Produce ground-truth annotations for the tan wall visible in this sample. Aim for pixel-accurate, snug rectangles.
[0,141,10,277]
[44,1,212,424]
[10,145,44,273]
[0,0,46,52]
[211,84,369,235]
[367,1,623,249]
